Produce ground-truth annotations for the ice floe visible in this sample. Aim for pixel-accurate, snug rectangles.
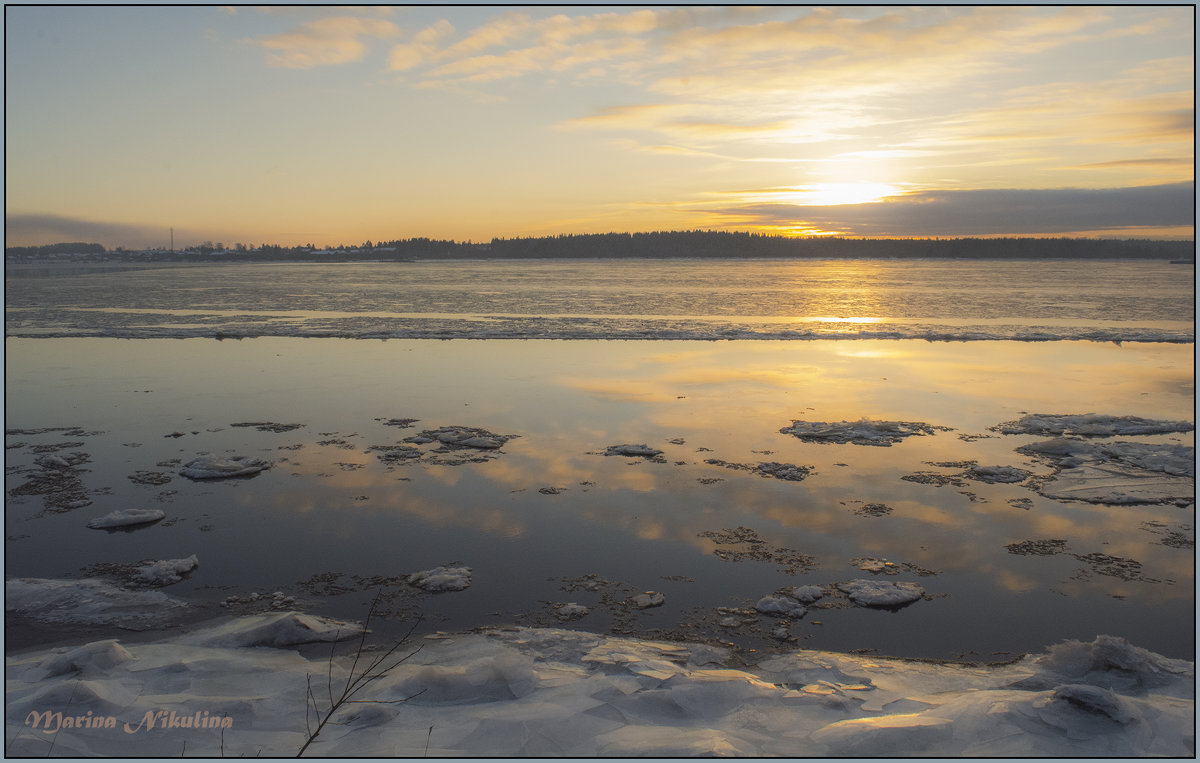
[4,624,1191,757]
[780,419,948,446]
[421,426,516,450]
[992,413,1195,437]
[1018,438,1194,505]
[754,594,808,618]
[407,565,472,592]
[178,455,271,479]
[836,579,925,608]
[86,508,165,529]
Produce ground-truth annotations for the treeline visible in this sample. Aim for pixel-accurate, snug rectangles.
[482,232,1194,260]
[5,231,1194,263]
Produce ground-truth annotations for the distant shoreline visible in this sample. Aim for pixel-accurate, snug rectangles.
[6,232,1195,265]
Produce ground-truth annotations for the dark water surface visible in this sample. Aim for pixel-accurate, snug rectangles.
[5,337,1193,660]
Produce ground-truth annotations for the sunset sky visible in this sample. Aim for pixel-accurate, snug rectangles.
[5,5,1195,249]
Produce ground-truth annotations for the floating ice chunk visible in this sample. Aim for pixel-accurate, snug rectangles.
[86,508,165,529]
[632,591,665,608]
[409,565,472,591]
[4,577,186,628]
[992,413,1195,437]
[755,594,807,617]
[423,426,516,449]
[182,611,364,648]
[780,419,944,446]
[606,444,664,457]
[130,555,198,587]
[36,454,72,469]
[179,455,271,479]
[837,579,924,608]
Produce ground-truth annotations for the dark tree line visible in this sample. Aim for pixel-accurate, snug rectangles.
[5,231,1194,263]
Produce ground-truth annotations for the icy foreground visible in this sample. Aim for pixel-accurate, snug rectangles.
[5,618,1193,757]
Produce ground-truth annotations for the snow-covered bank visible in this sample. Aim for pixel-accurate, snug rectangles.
[5,616,1193,757]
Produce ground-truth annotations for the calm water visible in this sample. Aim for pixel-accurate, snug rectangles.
[3,260,1195,661]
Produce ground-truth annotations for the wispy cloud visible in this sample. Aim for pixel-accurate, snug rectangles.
[249,15,401,68]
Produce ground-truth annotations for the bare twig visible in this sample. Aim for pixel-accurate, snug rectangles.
[295,591,424,757]
[424,725,434,758]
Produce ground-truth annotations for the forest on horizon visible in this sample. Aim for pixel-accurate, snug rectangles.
[5,230,1194,263]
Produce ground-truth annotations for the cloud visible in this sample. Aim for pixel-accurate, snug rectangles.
[5,213,176,249]
[249,16,401,68]
[698,182,1196,237]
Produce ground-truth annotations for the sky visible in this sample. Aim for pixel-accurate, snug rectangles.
[4,5,1195,249]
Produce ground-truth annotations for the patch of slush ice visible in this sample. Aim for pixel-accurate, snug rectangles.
[992,413,1194,437]
[408,565,472,592]
[4,577,186,629]
[86,508,165,529]
[963,465,1031,483]
[780,419,946,446]
[605,443,664,457]
[755,461,813,481]
[836,579,925,608]
[130,555,198,587]
[556,603,590,619]
[632,591,666,609]
[179,455,271,479]
[5,626,1191,757]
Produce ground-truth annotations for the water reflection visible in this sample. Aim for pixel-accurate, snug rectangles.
[3,337,1193,659]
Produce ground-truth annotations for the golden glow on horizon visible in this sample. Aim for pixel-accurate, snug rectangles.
[3,6,1194,248]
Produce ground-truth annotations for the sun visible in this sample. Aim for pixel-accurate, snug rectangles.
[795,182,901,206]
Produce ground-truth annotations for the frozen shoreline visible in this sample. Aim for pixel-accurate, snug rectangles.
[4,322,1194,343]
[5,609,1193,757]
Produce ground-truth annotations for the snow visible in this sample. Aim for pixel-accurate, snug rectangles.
[780,419,945,446]
[407,565,472,592]
[4,621,1192,757]
[179,612,364,648]
[836,579,925,608]
[86,508,165,529]
[178,455,271,479]
[992,413,1195,437]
